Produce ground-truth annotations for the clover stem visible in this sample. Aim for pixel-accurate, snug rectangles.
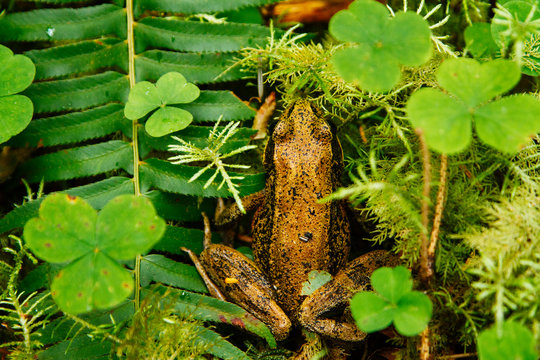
[416,129,432,284]
[420,327,430,360]
[126,0,142,310]
[428,154,448,268]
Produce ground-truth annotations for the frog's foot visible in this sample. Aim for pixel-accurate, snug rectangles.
[199,244,291,340]
[298,250,400,342]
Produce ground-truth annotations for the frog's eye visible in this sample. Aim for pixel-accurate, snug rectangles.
[314,123,333,143]
[272,120,292,142]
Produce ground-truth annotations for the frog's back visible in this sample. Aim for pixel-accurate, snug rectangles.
[251,100,350,317]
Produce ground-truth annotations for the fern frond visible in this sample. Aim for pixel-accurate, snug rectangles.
[140,158,265,197]
[136,0,282,15]
[136,50,246,84]
[0,4,125,41]
[0,176,136,233]
[140,254,207,292]
[24,71,129,113]
[180,90,256,121]
[25,39,128,80]
[136,17,271,53]
[17,140,132,183]
[145,190,215,222]
[10,104,126,147]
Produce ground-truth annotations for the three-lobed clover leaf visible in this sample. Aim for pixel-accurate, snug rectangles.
[0,44,35,144]
[477,321,537,360]
[350,266,432,336]
[329,0,432,92]
[300,270,332,296]
[407,58,540,154]
[24,193,166,314]
[124,72,200,137]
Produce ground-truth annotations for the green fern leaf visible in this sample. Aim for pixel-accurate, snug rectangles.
[153,225,213,255]
[0,4,126,41]
[140,254,207,293]
[140,125,256,153]
[140,158,265,198]
[136,17,271,53]
[25,38,127,80]
[38,333,112,360]
[145,190,215,222]
[136,50,246,84]
[136,0,281,15]
[10,104,126,147]
[180,91,256,121]
[24,71,129,113]
[151,286,276,348]
[17,140,132,183]
[194,325,251,360]
[0,176,134,233]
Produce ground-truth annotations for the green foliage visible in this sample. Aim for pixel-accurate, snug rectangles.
[300,270,332,296]
[0,44,35,144]
[465,22,499,58]
[124,72,200,137]
[24,194,165,314]
[350,266,432,336]
[407,58,540,154]
[477,321,537,360]
[329,0,432,92]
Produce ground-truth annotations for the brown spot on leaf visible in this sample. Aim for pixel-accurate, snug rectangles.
[149,224,156,230]
[55,271,63,279]
[44,242,52,248]
[231,318,246,329]
[102,269,109,276]
[122,282,131,289]
[66,194,77,202]
[77,292,83,298]
[219,315,227,323]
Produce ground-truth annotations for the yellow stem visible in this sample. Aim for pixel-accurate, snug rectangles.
[126,0,141,310]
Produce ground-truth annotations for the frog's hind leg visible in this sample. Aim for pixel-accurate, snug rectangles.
[199,243,292,341]
[298,250,400,342]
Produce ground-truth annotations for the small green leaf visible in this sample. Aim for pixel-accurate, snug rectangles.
[477,321,537,360]
[329,0,389,43]
[464,22,499,58]
[491,0,540,48]
[350,292,394,333]
[407,88,472,154]
[51,252,133,314]
[385,11,432,66]
[124,81,161,120]
[24,193,97,263]
[474,94,540,153]
[0,44,36,96]
[140,254,207,292]
[371,266,412,303]
[301,270,332,296]
[0,95,34,144]
[331,45,400,93]
[393,291,432,336]
[96,195,166,260]
[437,58,521,108]
[145,106,193,137]
[155,72,200,105]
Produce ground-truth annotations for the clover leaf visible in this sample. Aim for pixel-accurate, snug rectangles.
[24,194,166,314]
[407,58,540,154]
[477,321,537,360]
[329,0,432,92]
[0,44,35,144]
[350,266,432,336]
[301,270,332,296]
[124,72,200,137]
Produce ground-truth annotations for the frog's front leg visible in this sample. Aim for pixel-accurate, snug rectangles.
[298,250,400,341]
[199,243,292,341]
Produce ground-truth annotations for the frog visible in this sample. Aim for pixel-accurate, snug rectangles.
[196,100,398,348]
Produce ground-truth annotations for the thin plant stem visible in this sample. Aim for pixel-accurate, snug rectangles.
[417,129,432,283]
[64,313,122,344]
[126,0,142,310]
[428,154,448,266]
[420,327,430,360]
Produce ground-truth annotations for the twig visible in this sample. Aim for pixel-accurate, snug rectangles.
[420,327,430,360]
[428,154,448,271]
[416,129,432,283]
[438,353,477,359]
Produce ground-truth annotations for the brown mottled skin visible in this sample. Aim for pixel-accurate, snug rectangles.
[199,100,398,344]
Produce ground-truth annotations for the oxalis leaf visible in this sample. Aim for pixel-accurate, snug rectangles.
[350,266,432,336]
[477,321,537,360]
[0,44,36,143]
[329,0,431,92]
[124,72,200,137]
[24,193,166,314]
[408,58,540,154]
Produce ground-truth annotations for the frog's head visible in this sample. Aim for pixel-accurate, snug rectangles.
[263,100,343,177]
